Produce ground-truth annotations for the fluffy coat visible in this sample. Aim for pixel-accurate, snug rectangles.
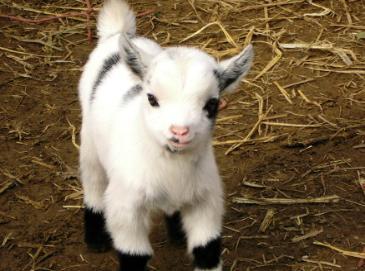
[78,0,253,270]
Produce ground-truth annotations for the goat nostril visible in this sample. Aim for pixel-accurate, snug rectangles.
[170,126,189,136]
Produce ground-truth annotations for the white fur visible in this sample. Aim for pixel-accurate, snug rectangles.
[79,0,253,270]
[97,0,136,39]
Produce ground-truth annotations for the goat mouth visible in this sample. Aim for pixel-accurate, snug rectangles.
[168,138,191,149]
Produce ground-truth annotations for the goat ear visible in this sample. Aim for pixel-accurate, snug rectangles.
[216,44,254,93]
[119,34,146,79]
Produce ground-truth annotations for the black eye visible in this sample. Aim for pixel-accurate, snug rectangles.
[203,98,219,119]
[147,93,159,107]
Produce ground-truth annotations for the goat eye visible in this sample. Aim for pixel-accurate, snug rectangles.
[147,93,159,107]
[203,98,219,119]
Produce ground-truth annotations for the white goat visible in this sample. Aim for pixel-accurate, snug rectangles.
[78,0,253,270]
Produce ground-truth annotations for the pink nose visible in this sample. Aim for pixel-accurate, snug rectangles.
[170,125,190,137]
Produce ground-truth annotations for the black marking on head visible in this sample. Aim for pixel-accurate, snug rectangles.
[215,45,253,92]
[117,250,151,271]
[193,236,222,269]
[214,69,226,92]
[165,211,186,246]
[90,53,120,103]
[213,69,222,85]
[214,68,234,92]
[215,55,249,92]
[123,44,145,79]
[84,207,112,252]
[203,97,220,119]
[123,84,143,103]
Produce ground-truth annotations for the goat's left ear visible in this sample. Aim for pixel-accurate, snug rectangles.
[216,44,254,93]
[119,34,147,79]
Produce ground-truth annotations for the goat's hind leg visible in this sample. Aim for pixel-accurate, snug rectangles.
[164,210,186,246]
[80,126,111,252]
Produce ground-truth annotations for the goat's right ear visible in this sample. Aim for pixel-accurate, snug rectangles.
[119,34,146,79]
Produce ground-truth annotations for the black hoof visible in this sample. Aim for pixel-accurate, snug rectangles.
[193,237,222,270]
[84,207,113,253]
[86,238,112,253]
[164,211,186,246]
[117,250,151,271]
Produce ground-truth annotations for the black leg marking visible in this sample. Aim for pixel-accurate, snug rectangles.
[165,212,186,246]
[84,207,112,252]
[90,53,121,103]
[193,237,221,269]
[117,251,151,271]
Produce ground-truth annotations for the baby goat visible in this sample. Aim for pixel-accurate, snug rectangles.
[78,0,253,270]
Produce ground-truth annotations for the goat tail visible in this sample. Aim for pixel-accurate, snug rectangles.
[97,0,136,40]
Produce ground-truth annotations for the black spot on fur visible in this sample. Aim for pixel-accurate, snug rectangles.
[193,237,221,269]
[123,84,143,103]
[203,98,219,119]
[117,251,151,271]
[90,53,120,102]
[165,212,186,246]
[123,45,145,79]
[84,207,112,252]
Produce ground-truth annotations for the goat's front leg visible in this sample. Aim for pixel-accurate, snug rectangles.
[80,126,111,252]
[104,181,152,271]
[182,194,224,271]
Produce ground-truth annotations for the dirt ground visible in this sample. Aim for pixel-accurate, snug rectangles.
[1,0,365,270]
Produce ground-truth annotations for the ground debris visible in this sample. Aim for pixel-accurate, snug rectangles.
[291,228,323,243]
[259,208,275,233]
[15,193,45,209]
[282,131,357,148]
[232,195,340,205]
[0,180,17,194]
[359,178,365,196]
[301,256,342,268]
[314,241,365,259]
